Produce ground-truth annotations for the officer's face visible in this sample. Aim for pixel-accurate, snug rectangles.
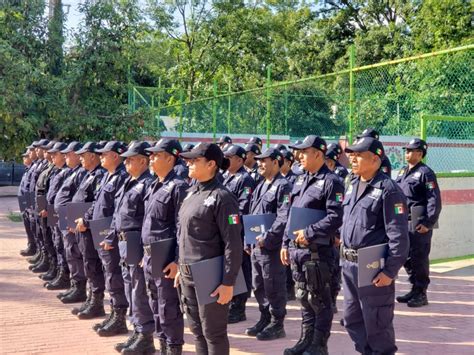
[257,157,277,178]
[325,158,336,171]
[65,152,80,168]
[36,148,45,159]
[150,151,174,176]
[23,156,32,166]
[125,155,148,177]
[300,147,323,171]
[245,152,256,166]
[405,149,423,165]
[79,152,98,171]
[29,149,37,160]
[188,157,215,181]
[349,151,380,177]
[100,151,118,170]
[52,152,65,168]
[227,155,243,173]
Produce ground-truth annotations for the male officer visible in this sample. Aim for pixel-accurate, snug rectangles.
[245,148,290,340]
[89,141,129,335]
[247,136,263,150]
[325,143,348,182]
[281,135,344,355]
[290,140,304,175]
[52,142,88,301]
[356,128,392,177]
[244,143,263,184]
[341,137,409,355]
[19,147,35,257]
[177,143,242,355]
[217,135,233,151]
[142,139,188,355]
[395,138,441,307]
[101,142,155,355]
[280,150,298,187]
[222,144,256,324]
[69,142,107,313]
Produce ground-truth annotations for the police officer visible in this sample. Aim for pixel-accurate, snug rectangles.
[177,143,243,355]
[102,141,155,354]
[222,145,255,324]
[341,137,409,355]
[396,138,442,308]
[142,139,188,355]
[290,140,304,175]
[325,143,348,182]
[244,143,263,184]
[19,147,35,257]
[280,150,298,187]
[217,135,233,151]
[356,128,392,177]
[281,135,344,355]
[245,148,290,340]
[90,141,129,335]
[246,136,263,150]
[183,143,195,153]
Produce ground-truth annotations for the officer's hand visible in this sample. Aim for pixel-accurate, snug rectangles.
[244,245,252,255]
[40,210,48,218]
[100,241,114,250]
[255,236,264,248]
[280,248,290,266]
[415,224,430,234]
[75,218,87,233]
[67,227,75,234]
[163,262,178,279]
[372,272,393,287]
[334,236,341,247]
[210,284,233,305]
[173,271,181,288]
[138,258,144,268]
[294,230,309,246]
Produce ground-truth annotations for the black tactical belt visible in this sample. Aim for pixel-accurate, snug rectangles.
[118,232,127,241]
[143,244,152,257]
[341,246,358,263]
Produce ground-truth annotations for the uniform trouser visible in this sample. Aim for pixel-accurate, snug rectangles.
[78,230,105,294]
[42,222,56,258]
[143,254,184,345]
[22,211,36,248]
[251,247,287,319]
[289,247,334,333]
[53,226,68,270]
[286,265,294,293]
[180,274,230,355]
[342,260,397,355]
[331,245,342,301]
[28,212,40,249]
[404,232,432,291]
[120,262,154,333]
[64,231,86,282]
[229,251,252,313]
[98,239,128,308]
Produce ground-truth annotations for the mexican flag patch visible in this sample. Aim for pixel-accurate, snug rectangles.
[244,187,252,195]
[335,193,343,202]
[228,214,240,225]
[426,181,436,190]
[283,195,290,203]
[394,203,405,215]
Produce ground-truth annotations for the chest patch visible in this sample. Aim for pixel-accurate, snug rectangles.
[203,195,216,207]
[368,188,382,200]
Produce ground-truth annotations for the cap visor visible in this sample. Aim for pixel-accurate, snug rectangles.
[344,144,366,153]
[120,150,138,158]
[288,142,312,150]
[145,146,165,153]
[60,148,74,153]
[94,147,109,153]
[180,151,202,159]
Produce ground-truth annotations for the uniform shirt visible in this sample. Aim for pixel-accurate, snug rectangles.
[54,165,87,210]
[291,161,304,175]
[29,159,49,194]
[283,165,344,251]
[282,169,298,187]
[106,170,153,243]
[18,166,31,196]
[250,173,291,250]
[246,163,263,185]
[36,162,56,195]
[46,166,70,205]
[222,166,255,216]
[71,165,106,204]
[173,158,189,180]
[395,162,442,230]
[178,177,243,286]
[341,171,409,279]
[142,169,188,245]
[380,156,392,177]
[334,161,349,181]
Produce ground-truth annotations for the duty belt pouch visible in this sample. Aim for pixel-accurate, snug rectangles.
[304,261,323,294]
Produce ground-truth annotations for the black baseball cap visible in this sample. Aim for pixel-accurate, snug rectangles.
[345,137,384,158]
[44,140,57,150]
[325,143,343,161]
[403,138,427,156]
[244,143,262,156]
[217,136,232,145]
[255,148,284,164]
[223,145,247,160]
[357,128,380,140]
[247,136,262,146]
[183,143,195,153]
[36,139,50,148]
[48,142,68,153]
[289,135,327,153]
[120,141,151,158]
[180,142,226,168]
[21,151,29,157]
[281,149,294,162]
[273,143,287,151]
[76,141,100,155]
[96,141,127,155]
[27,141,39,149]
[146,138,182,157]
[60,141,83,154]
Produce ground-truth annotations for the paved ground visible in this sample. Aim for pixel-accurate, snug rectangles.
[1,196,473,354]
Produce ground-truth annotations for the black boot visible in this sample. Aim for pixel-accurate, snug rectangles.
[57,280,76,299]
[72,288,92,315]
[256,317,286,341]
[114,329,138,352]
[228,298,246,324]
[20,244,36,257]
[78,292,105,319]
[29,250,44,269]
[245,307,271,336]
[98,308,129,337]
[32,253,50,273]
[93,307,114,331]
[284,324,314,355]
[167,344,182,355]
[27,249,41,264]
[396,287,416,303]
[407,290,428,308]
[45,267,70,290]
[61,280,87,304]
[121,332,155,354]
[302,329,329,355]
[39,259,57,281]
[158,338,167,355]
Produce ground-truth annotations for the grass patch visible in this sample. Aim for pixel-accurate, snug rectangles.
[7,212,22,222]
[430,254,474,265]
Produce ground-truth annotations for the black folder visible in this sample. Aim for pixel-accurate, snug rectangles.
[118,231,143,266]
[242,213,277,245]
[287,207,328,245]
[410,206,439,232]
[57,205,68,230]
[357,243,388,288]
[18,195,28,213]
[151,238,178,278]
[89,217,113,249]
[66,202,93,229]
[36,195,47,213]
[47,204,59,227]
[189,256,248,305]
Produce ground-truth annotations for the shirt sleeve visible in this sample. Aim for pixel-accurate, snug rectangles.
[173,181,188,263]
[421,171,442,229]
[262,182,291,250]
[237,177,255,216]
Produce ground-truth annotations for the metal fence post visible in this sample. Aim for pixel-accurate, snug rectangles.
[266,65,272,147]
[227,81,232,134]
[213,79,217,142]
[179,89,184,140]
[284,84,288,136]
[348,45,355,144]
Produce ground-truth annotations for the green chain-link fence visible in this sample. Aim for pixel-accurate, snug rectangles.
[130,44,474,175]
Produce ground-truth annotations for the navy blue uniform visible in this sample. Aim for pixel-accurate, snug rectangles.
[395,162,441,291]
[334,161,349,181]
[282,169,298,187]
[250,173,291,321]
[291,161,304,175]
[29,159,49,250]
[341,171,409,354]
[142,170,187,346]
[173,158,189,180]
[380,156,392,177]
[283,165,344,336]
[246,163,263,185]
[107,171,154,333]
[18,165,36,250]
